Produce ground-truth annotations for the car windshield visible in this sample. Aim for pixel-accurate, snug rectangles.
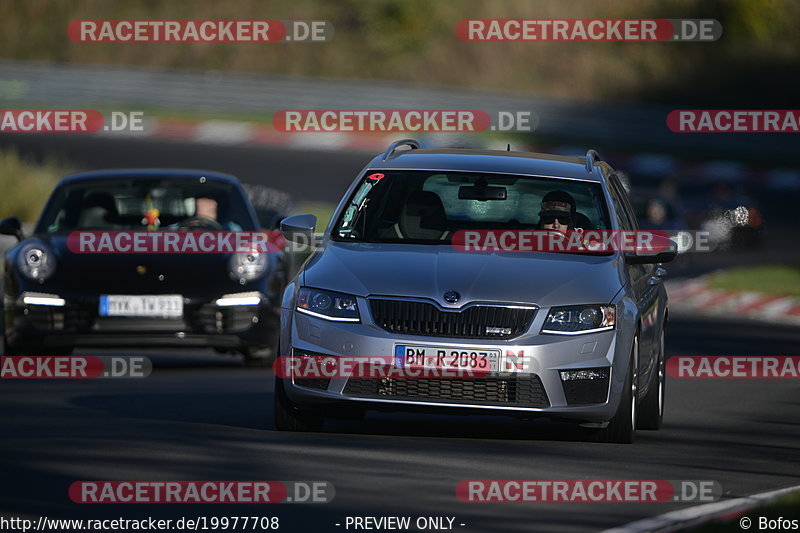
[332,170,611,243]
[35,177,256,233]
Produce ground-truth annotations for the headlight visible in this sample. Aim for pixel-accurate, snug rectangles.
[229,251,269,283]
[296,287,360,322]
[541,304,615,335]
[17,242,57,282]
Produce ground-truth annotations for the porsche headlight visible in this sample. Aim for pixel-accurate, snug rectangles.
[296,287,360,322]
[17,242,57,282]
[542,304,615,335]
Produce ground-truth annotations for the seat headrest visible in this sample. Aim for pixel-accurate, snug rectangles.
[398,191,447,240]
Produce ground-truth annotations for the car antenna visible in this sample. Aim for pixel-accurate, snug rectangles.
[506,144,511,151]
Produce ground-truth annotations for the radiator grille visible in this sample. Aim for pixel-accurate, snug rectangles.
[369,299,535,339]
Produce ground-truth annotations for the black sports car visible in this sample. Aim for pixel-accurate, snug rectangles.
[1,169,288,364]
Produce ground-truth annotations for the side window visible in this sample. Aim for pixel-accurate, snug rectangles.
[337,180,375,237]
[607,176,635,231]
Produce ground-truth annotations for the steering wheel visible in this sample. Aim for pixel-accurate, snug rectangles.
[178,216,224,230]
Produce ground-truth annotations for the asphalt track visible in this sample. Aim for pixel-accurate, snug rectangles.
[0,135,798,532]
[0,317,798,532]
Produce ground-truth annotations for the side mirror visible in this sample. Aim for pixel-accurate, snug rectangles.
[625,237,678,264]
[280,214,317,245]
[0,216,23,241]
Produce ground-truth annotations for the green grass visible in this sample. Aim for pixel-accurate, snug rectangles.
[0,148,72,223]
[686,492,800,532]
[1,0,799,106]
[707,265,800,297]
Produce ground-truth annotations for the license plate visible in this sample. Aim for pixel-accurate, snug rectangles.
[99,295,183,318]
[394,345,500,372]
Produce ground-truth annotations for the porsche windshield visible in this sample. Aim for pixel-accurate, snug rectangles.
[35,177,255,233]
[332,171,611,243]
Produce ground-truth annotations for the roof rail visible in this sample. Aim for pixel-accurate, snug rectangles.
[381,139,420,161]
[585,149,601,174]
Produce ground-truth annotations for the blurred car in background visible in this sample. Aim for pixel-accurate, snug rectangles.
[681,182,764,250]
[1,169,288,365]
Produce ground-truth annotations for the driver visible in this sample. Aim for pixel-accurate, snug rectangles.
[186,195,242,230]
[537,190,577,234]
[195,196,219,221]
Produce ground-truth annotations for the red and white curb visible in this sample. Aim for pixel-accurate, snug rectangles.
[95,117,427,152]
[666,278,800,324]
[602,484,800,533]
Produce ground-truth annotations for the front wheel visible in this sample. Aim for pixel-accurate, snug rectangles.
[241,330,280,367]
[273,376,325,432]
[596,335,639,444]
[241,345,274,367]
[638,329,665,430]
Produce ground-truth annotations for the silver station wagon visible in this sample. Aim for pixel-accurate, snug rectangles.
[275,141,676,443]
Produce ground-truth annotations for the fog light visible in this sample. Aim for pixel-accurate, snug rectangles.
[560,368,609,381]
[21,292,66,307]
[215,291,262,307]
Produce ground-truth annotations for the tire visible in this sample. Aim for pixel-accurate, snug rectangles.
[273,376,324,432]
[638,329,665,430]
[242,346,273,367]
[241,331,280,368]
[596,335,639,444]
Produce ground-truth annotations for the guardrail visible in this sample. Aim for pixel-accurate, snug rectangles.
[0,59,797,161]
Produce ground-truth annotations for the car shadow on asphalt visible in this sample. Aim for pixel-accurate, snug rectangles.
[68,388,608,444]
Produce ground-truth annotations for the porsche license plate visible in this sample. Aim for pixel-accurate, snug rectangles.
[99,295,183,318]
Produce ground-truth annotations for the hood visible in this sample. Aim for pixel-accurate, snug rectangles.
[303,242,624,308]
[11,234,251,295]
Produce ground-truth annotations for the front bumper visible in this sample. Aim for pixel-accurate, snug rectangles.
[282,307,630,423]
[4,292,277,350]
